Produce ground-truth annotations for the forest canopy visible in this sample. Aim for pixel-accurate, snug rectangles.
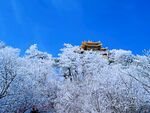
[0,41,150,113]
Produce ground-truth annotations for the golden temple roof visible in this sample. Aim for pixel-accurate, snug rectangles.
[81,41,107,51]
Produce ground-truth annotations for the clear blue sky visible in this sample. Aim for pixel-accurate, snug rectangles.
[0,0,150,56]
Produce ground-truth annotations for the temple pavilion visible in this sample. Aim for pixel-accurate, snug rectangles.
[80,41,108,56]
[81,41,107,51]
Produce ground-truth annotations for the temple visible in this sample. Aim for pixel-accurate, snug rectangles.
[81,41,107,51]
[80,41,108,56]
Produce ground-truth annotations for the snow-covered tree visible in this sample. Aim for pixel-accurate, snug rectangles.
[58,44,108,81]
[55,45,150,113]
[0,44,58,113]
[0,46,20,99]
[0,41,149,113]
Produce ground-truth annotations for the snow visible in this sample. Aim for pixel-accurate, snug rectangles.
[0,41,150,113]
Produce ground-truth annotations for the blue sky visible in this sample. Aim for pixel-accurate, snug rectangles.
[0,0,150,56]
